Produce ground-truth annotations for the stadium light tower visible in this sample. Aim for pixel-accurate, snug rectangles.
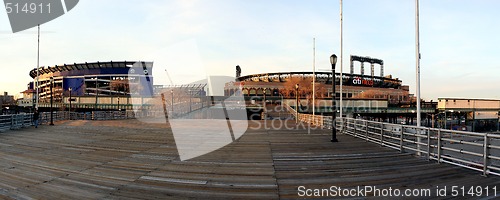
[330,54,338,142]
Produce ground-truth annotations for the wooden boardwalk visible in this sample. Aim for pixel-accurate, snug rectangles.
[0,119,499,199]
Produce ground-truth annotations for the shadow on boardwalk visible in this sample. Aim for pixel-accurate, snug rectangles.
[0,119,498,199]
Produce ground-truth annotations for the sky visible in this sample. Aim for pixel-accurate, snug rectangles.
[0,0,499,100]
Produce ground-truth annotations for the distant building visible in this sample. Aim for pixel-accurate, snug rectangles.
[0,92,15,106]
[437,98,500,132]
[17,89,35,108]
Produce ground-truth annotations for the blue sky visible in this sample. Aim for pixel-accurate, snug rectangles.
[0,0,499,100]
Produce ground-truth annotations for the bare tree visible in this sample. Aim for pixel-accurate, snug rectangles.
[280,77,327,107]
[111,79,130,94]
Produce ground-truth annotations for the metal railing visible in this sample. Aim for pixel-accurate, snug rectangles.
[284,103,500,177]
[0,114,33,131]
[0,110,166,132]
[284,103,335,129]
[339,117,500,177]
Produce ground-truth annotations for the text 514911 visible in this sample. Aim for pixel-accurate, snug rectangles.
[5,3,51,14]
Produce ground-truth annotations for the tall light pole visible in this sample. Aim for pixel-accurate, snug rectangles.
[117,96,120,111]
[339,0,344,119]
[312,38,316,118]
[49,77,54,125]
[35,24,40,110]
[415,0,422,155]
[263,88,267,119]
[331,54,338,142]
[295,84,299,123]
[415,0,421,127]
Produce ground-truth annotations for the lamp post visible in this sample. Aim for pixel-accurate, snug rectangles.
[263,88,267,120]
[49,77,54,125]
[295,84,299,123]
[331,54,338,142]
[69,87,72,120]
[95,81,99,111]
[171,90,174,115]
[117,96,120,111]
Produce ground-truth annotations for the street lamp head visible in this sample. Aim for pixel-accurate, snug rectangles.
[330,54,338,66]
[295,84,299,89]
[69,87,72,91]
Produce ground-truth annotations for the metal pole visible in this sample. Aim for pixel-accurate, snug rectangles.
[50,77,54,125]
[444,111,447,129]
[295,84,299,124]
[95,79,98,111]
[312,38,316,118]
[415,0,422,155]
[117,97,120,111]
[340,0,344,118]
[483,133,489,176]
[263,91,266,119]
[36,24,40,109]
[69,88,72,120]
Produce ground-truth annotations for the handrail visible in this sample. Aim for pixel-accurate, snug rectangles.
[0,110,165,133]
[284,103,332,128]
[284,105,500,177]
[340,117,500,177]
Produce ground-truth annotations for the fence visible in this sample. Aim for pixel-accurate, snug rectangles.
[339,118,500,177]
[285,103,500,177]
[284,103,335,129]
[0,110,166,132]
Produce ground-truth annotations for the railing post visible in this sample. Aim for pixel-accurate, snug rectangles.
[483,133,489,177]
[380,122,384,146]
[400,125,404,153]
[10,115,14,130]
[365,120,369,141]
[427,128,431,161]
[437,129,442,163]
[353,119,357,137]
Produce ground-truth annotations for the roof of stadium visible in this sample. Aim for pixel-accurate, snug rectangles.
[29,61,153,78]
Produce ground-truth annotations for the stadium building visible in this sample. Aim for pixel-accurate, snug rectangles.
[224,55,436,122]
[25,61,154,111]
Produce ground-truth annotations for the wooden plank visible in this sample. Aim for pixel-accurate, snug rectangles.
[0,119,497,199]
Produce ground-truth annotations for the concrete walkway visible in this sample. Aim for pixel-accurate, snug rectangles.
[0,119,498,199]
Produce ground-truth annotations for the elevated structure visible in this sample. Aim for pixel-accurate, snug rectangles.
[350,55,384,77]
[154,84,207,97]
[438,98,500,132]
